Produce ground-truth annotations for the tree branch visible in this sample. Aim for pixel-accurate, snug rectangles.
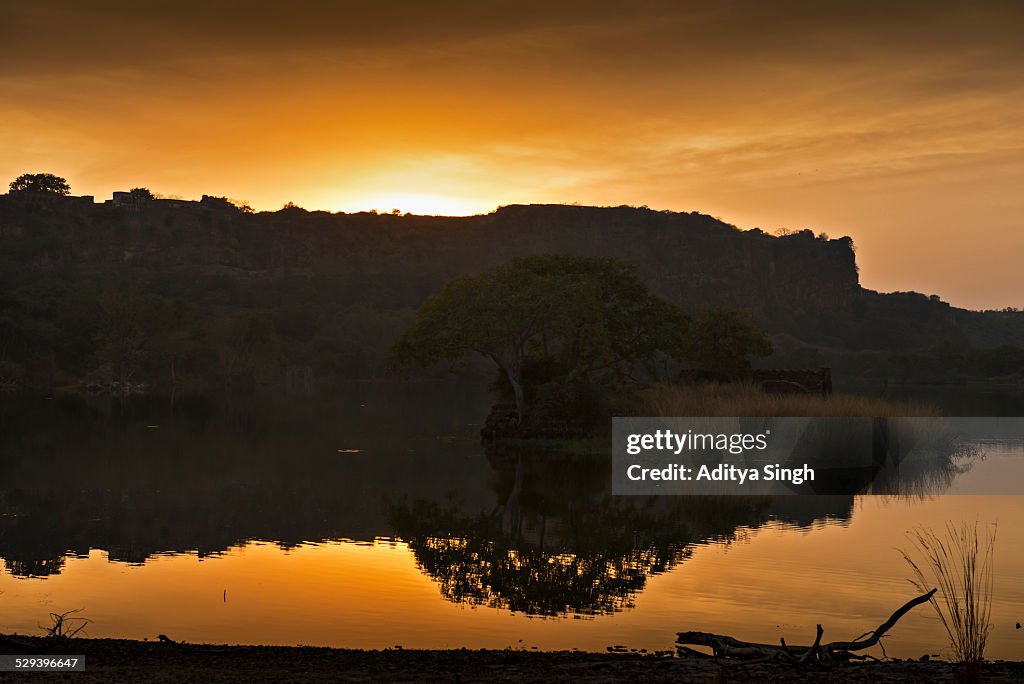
[676,590,936,664]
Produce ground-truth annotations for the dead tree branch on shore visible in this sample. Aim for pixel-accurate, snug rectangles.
[676,589,936,664]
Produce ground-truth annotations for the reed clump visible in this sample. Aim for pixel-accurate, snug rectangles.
[900,522,996,666]
[642,382,940,417]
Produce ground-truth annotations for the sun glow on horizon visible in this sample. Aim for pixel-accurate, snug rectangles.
[339,192,492,217]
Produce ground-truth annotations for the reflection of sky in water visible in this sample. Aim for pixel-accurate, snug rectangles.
[2,393,1024,659]
[1,495,1022,660]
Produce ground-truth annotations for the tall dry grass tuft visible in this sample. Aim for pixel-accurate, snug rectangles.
[642,382,940,417]
[900,522,996,665]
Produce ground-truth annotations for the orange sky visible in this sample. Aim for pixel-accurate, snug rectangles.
[2,1,1023,309]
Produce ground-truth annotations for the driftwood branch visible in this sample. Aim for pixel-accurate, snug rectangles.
[798,624,824,664]
[676,589,936,664]
[819,588,936,659]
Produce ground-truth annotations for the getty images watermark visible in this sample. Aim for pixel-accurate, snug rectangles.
[612,417,1024,496]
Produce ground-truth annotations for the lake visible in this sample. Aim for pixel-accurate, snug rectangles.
[1,385,1022,660]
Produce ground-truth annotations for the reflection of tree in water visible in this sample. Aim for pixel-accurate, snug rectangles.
[1,557,66,578]
[390,447,773,616]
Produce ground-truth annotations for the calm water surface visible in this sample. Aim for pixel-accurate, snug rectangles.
[1,386,1022,659]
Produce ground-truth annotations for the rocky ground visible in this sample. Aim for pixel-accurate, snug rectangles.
[2,635,1023,683]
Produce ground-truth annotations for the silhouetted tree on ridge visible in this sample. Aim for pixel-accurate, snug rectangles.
[9,172,70,195]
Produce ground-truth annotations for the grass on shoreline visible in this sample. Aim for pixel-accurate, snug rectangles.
[902,522,997,666]
[642,382,941,417]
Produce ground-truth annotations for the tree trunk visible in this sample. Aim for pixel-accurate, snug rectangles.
[504,366,526,425]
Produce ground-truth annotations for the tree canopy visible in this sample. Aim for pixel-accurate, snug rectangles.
[9,173,70,195]
[388,447,771,616]
[684,307,772,377]
[390,254,690,422]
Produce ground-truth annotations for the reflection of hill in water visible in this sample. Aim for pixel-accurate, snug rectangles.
[1,393,869,613]
[0,390,491,576]
[0,393,854,585]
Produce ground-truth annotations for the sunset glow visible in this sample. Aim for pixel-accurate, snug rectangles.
[3,2,1023,307]
[339,192,487,217]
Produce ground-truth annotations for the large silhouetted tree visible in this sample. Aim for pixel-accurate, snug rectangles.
[390,254,690,422]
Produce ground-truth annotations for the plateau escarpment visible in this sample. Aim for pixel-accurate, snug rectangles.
[0,198,858,315]
[0,195,1021,388]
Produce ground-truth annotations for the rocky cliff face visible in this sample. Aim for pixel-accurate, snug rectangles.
[3,195,1022,366]
[480,205,860,323]
[0,197,859,323]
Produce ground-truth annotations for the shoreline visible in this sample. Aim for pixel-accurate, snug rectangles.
[2,635,1023,682]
